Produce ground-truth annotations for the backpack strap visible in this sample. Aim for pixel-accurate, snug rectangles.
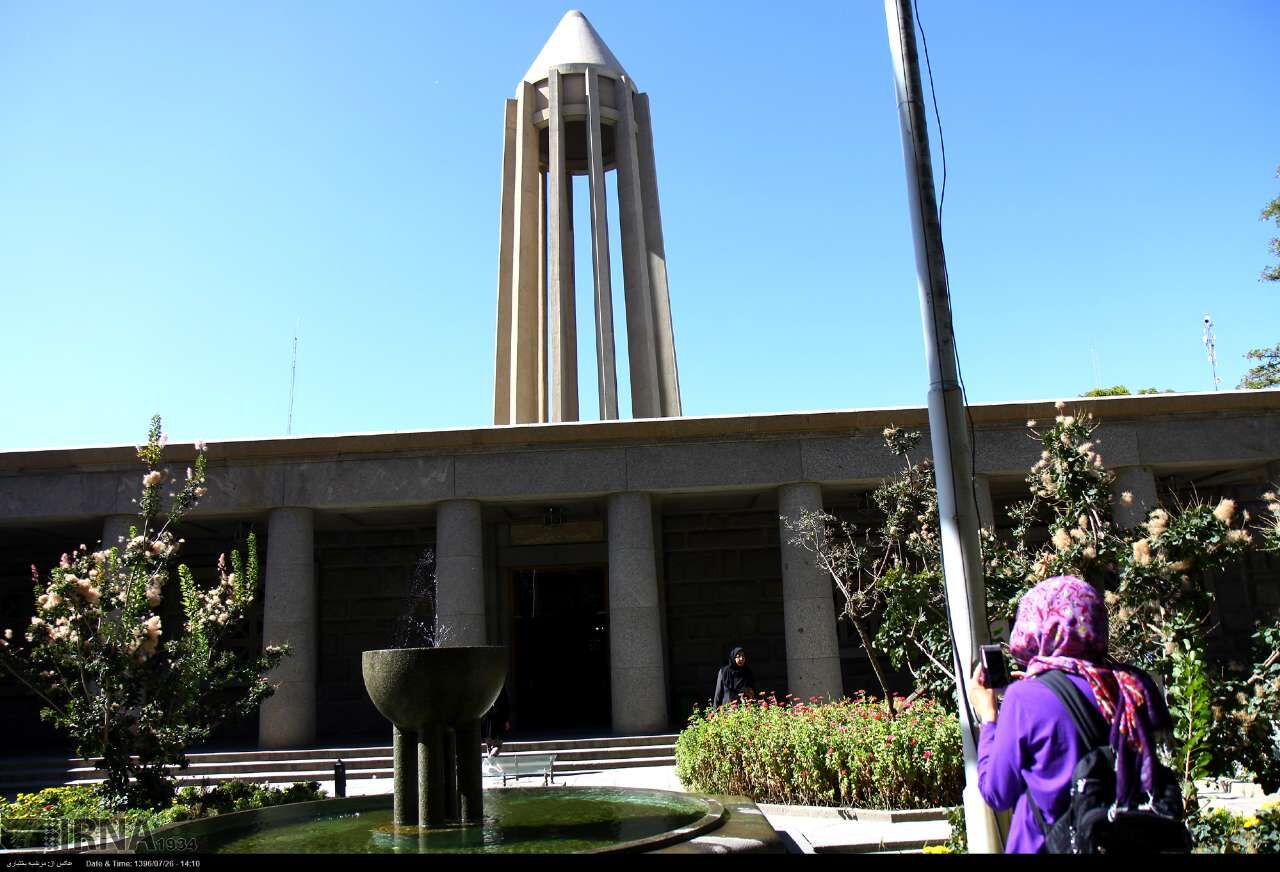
[1022,670,1112,838]
[1036,669,1110,749]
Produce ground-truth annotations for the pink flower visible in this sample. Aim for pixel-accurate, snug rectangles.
[923,751,932,759]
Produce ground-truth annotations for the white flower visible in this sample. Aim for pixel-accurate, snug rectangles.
[1213,498,1236,525]
[1052,529,1073,551]
[143,471,163,488]
[1055,400,1066,410]
[194,440,207,452]
[3,629,11,640]
[1120,491,1134,506]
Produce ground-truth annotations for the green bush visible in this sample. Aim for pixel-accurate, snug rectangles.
[0,780,325,849]
[173,780,325,816]
[675,692,962,809]
[1189,802,1280,853]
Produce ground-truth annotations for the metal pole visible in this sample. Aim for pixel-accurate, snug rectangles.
[883,0,1002,853]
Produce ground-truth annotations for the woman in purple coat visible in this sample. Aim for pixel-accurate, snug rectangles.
[967,575,1172,854]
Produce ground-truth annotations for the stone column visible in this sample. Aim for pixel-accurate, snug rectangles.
[777,483,843,703]
[607,492,669,733]
[435,500,486,646]
[509,80,542,424]
[259,507,317,749]
[492,98,517,425]
[633,92,681,418]
[973,475,996,531]
[585,69,619,420]
[1111,466,1158,529]
[393,725,418,826]
[615,88,661,419]
[101,514,135,551]
[1266,460,1280,489]
[547,68,578,423]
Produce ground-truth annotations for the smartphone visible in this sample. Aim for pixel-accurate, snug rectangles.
[979,644,1009,689]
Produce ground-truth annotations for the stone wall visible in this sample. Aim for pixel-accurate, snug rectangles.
[661,507,787,720]
[315,526,433,740]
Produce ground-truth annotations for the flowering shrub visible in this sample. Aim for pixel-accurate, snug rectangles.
[675,692,962,809]
[786,405,1274,799]
[1188,801,1280,853]
[0,417,289,809]
[172,779,325,816]
[0,781,324,849]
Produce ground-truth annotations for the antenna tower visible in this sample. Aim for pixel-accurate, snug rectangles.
[287,324,298,434]
[1202,313,1220,391]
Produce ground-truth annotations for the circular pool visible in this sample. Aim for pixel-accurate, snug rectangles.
[143,787,723,854]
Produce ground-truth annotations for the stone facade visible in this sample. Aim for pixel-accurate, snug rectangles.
[1,393,1278,750]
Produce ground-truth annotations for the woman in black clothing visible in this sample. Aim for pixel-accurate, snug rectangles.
[712,646,756,707]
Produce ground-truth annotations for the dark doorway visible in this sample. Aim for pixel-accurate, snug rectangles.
[510,566,610,734]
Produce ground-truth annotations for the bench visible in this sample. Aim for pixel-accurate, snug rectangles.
[488,753,557,786]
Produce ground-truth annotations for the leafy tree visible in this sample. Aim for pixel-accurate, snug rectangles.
[784,426,939,712]
[1238,343,1280,389]
[1262,165,1280,283]
[1081,386,1171,397]
[1239,168,1280,389]
[787,406,1276,794]
[0,417,288,809]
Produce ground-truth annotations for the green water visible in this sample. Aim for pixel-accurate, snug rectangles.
[202,788,709,854]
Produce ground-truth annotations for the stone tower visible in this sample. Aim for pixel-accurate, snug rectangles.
[493,10,681,425]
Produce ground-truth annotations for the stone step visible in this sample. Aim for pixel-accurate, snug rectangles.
[552,755,676,773]
[499,734,680,752]
[0,734,679,773]
[0,734,679,797]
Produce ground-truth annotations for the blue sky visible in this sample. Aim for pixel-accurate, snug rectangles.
[1,1,1276,451]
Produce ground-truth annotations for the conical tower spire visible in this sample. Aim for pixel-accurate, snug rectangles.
[495,11,681,426]
[522,10,629,84]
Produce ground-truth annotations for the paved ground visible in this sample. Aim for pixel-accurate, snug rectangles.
[301,763,949,853]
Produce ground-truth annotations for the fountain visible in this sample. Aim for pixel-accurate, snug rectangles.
[128,549,779,853]
[361,645,505,827]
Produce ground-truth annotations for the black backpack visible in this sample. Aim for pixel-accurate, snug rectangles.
[1025,669,1192,854]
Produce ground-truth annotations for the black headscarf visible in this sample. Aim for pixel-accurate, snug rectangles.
[714,646,756,706]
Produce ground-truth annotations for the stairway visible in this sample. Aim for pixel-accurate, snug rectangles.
[0,733,680,798]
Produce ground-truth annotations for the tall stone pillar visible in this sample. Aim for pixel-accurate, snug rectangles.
[777,483,843,703]
[101,514,135,551]
[585,68,619,420]
[435,500,486,646]
[547,68,578,423]
[1111,466,1158,529]
[607,492,669,733]
[259,507,317,748]
[973,476,996,531]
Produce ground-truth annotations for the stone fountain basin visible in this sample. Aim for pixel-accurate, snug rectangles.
[361,646,506,728]
[124,788,785,854]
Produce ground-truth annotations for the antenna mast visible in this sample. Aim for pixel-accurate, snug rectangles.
[1202,313,1220,391]
[287,324,299,434]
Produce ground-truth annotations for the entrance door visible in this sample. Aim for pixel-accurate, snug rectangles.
[510,566,610,734]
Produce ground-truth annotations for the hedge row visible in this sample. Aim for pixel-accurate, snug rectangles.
[675,692,962,809]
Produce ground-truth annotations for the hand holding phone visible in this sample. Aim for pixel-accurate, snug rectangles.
[979,644,1009,690]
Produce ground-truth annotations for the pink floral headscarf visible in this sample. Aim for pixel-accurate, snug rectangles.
[1009,575,1158,799]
